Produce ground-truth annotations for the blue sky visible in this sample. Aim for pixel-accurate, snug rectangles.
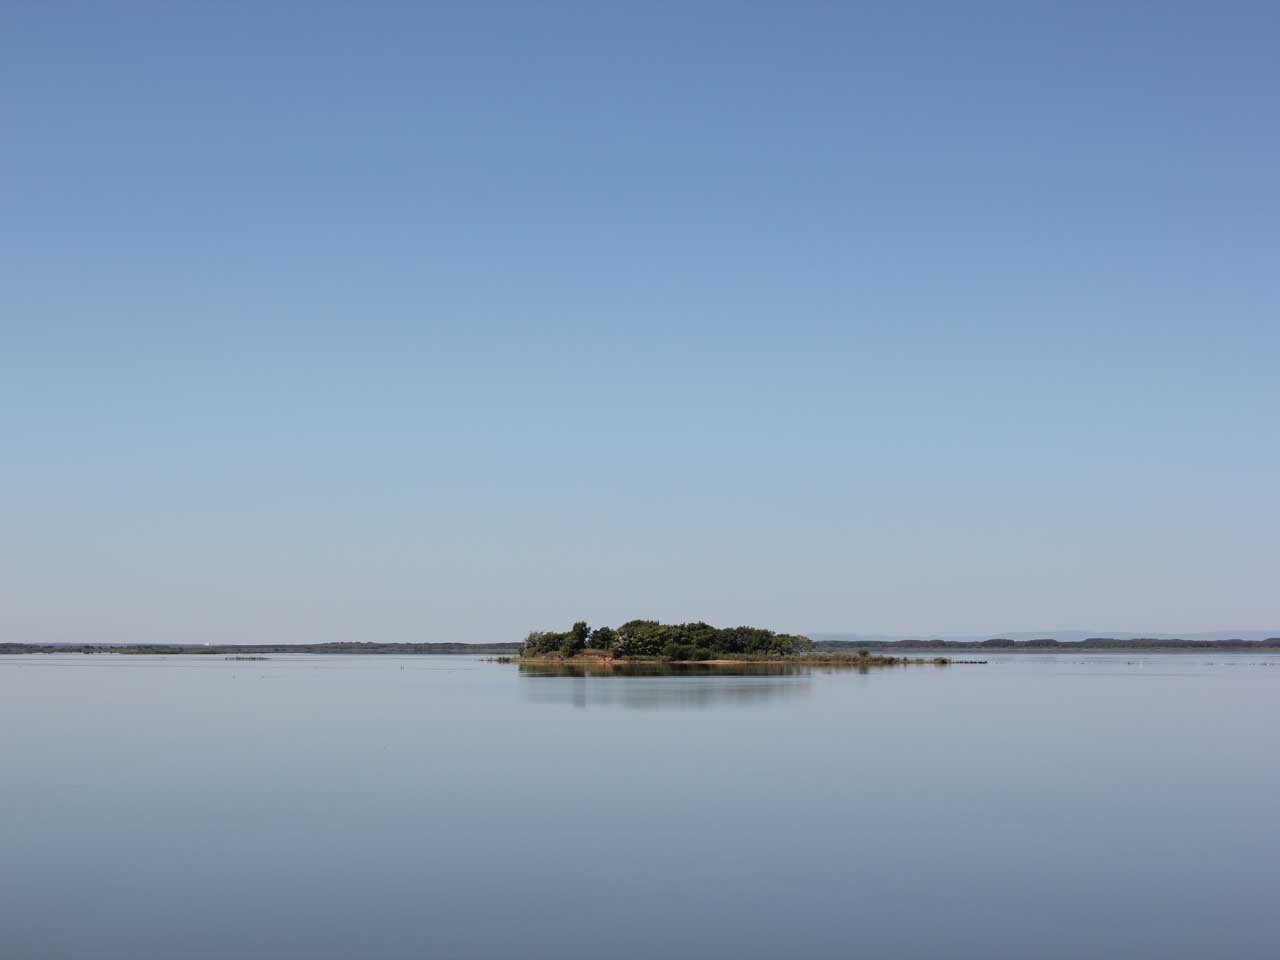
[3,3,1277,643]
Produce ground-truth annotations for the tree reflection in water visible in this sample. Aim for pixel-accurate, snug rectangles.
[517,662,875,710]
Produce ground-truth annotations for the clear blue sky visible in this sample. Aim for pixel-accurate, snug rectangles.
[3,3,1277,643]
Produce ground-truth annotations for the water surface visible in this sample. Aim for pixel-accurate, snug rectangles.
[3,653,1277,959]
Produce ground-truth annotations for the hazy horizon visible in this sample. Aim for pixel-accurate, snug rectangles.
[5,4,1277,645]
[10,627,1280,649]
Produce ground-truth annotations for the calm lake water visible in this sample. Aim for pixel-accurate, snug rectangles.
[3,653,1278,959]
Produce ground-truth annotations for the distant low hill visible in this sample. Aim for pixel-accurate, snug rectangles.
[811,630,1280,644]
[810,633,1280,651]
[0,642,522,655]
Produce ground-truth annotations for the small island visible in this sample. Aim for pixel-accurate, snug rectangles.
[520,620,963,666]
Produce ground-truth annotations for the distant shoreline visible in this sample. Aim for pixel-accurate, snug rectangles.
[812,638,1280,653]
[0,643,522,656]
[2,639,1277,656]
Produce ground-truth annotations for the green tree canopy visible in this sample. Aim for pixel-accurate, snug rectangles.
[521,620,811,660]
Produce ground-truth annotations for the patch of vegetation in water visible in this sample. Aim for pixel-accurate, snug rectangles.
[521,619,808,660]
[518,621,983,666]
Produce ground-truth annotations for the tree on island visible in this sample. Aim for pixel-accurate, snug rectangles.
[589,626,616,650]
[559,621,590,656]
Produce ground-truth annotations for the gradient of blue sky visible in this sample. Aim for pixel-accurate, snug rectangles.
[3,3,1276,643]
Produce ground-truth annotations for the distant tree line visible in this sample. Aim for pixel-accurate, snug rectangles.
[0,642,523,655]
[812,637,1280,651]
[521,620,812,660]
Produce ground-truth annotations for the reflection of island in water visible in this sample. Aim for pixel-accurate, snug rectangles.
[518,662,874,710]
